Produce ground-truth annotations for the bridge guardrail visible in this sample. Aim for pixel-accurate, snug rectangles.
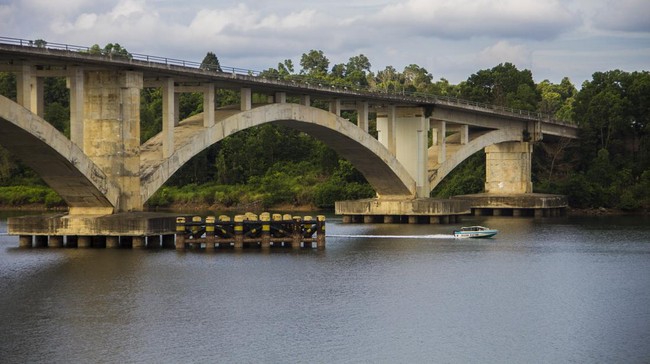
[0,36,574,126]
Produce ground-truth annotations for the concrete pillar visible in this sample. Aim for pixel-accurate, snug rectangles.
[19,235,32,248]
[459,124,469,145]
[106,236,120,248]
[357,101,369,132]
[78,236,92,248]
[68,67,84,147]
[493,209,502,216]
[429,216,440,224]
[534,209,544,218]
[83,70,143,213]
[408,216,419,224]
[434,120,447,164]
[377,106,397,155]
[329,99,341,116]
[205,216,215,251]
[234,215,244,249]
[363,216,376,224]
[261,214,271,250]
[392,107,428,197]
[513,209,522,217]
[485,142,533,194]
[342,216,353,224]
[162,78,175,159]
[16,63,32,109]
[275,92,286,103]
[316,215,326,249]
[203,83,215,127]
[31,76,44,118]
[291,217,302,249]
[384,215,395,224]
[301,95,310,106]
[48,236,63,248]
[132,236,145,249]
[240,87,252,111]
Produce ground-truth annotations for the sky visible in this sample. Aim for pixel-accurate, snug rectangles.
[1,0,649,86]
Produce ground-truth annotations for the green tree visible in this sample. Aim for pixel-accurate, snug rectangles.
[300,50,329,77]
[200,52,222,72]
[460,62,540,110]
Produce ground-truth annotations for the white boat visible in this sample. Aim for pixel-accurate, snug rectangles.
[453,226,498,239]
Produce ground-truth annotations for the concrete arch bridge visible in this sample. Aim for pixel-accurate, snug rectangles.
[0,38,578,228]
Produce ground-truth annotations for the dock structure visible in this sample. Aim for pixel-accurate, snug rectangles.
[174,213,326,250]
[8,212,325,250]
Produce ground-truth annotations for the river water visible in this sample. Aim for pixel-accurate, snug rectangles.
[1,212,649,363]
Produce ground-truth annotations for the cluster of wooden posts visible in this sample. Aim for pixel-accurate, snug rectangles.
[175,213,326,250]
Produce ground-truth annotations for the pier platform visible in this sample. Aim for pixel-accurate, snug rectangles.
[7,212,325,249]
[452,193,568,217]
[335,198,470,224]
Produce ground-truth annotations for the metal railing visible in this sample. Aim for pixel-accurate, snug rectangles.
[0,36,574,125]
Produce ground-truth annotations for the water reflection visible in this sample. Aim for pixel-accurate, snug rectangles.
[1,214,649,363]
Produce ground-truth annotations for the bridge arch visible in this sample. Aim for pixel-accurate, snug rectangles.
[0,96,120,214]
[141,103,416,203]
[428,128,523,192]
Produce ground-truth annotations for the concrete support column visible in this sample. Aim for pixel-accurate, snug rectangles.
[68,67,84,147]
[106,236,120,248]
[78,236,92,248]
[301,95,310,106]
[48,236,63,248]
[484,141,533,194]
[240,87,252,111]
[394,107,428,197]
[275,92,286,103]
[132,236,145,249]
[162,78,175,159]
[84,70,143,213]
[16,63,32,109]
[31,76,44,118]
[19,235,32,248]
[432,120,447,164]
[459,124,469,145]
[377,106,397,155]
[356,101,369,132]
[329,99,341,116]
[203,83,215,127]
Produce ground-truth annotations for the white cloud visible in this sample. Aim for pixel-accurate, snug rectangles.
[593,0,650,32]
[476,41,532,68]
[373,0,579,40]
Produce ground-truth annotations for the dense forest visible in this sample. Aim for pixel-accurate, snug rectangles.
[0,44,649,212]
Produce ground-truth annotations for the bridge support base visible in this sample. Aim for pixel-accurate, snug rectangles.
[453,193,568,217]
[335,198,470,224]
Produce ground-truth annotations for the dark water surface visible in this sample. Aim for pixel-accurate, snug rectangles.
[1,213,649,363]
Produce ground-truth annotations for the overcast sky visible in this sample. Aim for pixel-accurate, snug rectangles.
[1,0,648,86]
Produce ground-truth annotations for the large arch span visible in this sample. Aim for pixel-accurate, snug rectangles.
[140,104,417,203]
[428,128,523,192]
[0,96,119,214]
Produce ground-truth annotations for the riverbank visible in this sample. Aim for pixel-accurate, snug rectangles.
[2,203,646,216]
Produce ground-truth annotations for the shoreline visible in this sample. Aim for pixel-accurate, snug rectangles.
[0,203,646,216]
